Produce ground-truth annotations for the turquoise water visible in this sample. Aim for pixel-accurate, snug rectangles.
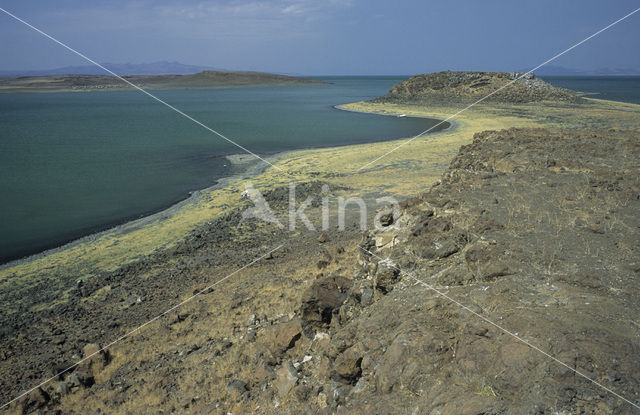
[0,77,445,263]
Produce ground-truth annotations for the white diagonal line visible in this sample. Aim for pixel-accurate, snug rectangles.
[0,7,283,172]
[357,6,640,172]
[360,246,640,411]
[0,244,283,410]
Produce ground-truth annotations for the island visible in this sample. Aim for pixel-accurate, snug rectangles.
[0,70,326,93]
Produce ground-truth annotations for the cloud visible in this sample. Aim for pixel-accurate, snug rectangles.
[142,0,356,42]
[0,0,357,71]
[153,0,353,22]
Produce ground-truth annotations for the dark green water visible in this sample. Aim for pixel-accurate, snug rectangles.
[0,77,446,263]
[542,76,640,104]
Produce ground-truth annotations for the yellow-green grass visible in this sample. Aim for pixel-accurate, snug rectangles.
[2,97,639,313]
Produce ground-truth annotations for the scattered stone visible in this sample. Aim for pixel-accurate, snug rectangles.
[55,381,70,396]
[351,377,369,394]
[172,313,190,324]
[375,233,397,249]
[252,361,277,383]
[229,294,243,309]
[275,362,298,397]
[317,392,328,408]
[379,212,394,227]
[226,379,248,397]
[52,335,66,345]
[334,346,363,383]
[374,264,400,293]
[270,319,303,354]
[301,276,352,327]
[360,288,373,306]
[20,387,49,412]
[82,343,108,371]
[317,233,329,243]
[375,338,408,393]
[316,260,329,270]
[294,384,312,401]
[587,223,605,234]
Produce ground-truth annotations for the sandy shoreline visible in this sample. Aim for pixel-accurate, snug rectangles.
[0,152,273,271]
[2,95,639,298]
[2,96,638,285]
[0,109,448,271]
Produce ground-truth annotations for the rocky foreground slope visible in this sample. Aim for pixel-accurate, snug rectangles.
[378,71,583,104]
[240,128,639,414]
[14,127,640,414]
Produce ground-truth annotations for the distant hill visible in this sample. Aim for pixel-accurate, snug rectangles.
[0,61,222,77]
[0,70,327,93]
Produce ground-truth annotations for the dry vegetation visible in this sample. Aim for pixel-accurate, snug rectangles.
[2,88,640,413]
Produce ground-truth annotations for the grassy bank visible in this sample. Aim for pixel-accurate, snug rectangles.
[1,97,639,316]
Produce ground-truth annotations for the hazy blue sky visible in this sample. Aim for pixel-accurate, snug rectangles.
[1,0,639,75]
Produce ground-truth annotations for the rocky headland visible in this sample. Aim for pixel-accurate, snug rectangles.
[376,71,583,104]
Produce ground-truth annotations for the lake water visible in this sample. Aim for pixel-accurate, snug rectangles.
[542,76,640,104]
[2,75,639,264]
[0,77,445,263]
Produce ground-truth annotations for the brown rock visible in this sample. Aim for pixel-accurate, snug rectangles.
[81,343,108,374]
[334,346,363,383]
[225,379,248,397]
[20,387,49,412]
[587,223,605,234]
[52,335,66,345]
[271,319,303,354]
[374,265,399,293]
[301,276,352,327]
[275,362,298,397]
[374,233,397,249]
[379,212,394,226]
[83,343,101,360]
[375,338,408,393]
[252,362,277,383]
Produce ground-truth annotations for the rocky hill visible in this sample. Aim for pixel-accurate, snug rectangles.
[377,71,583,104]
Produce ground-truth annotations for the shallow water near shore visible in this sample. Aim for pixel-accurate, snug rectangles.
[0,77,447,263]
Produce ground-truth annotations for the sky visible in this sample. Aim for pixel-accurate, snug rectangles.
[0,0,639,75]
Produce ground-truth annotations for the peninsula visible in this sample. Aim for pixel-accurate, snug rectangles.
[2,72,640,415]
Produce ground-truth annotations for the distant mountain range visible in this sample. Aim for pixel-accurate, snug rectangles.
[0,61,223,77]
[522,65,640,76]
